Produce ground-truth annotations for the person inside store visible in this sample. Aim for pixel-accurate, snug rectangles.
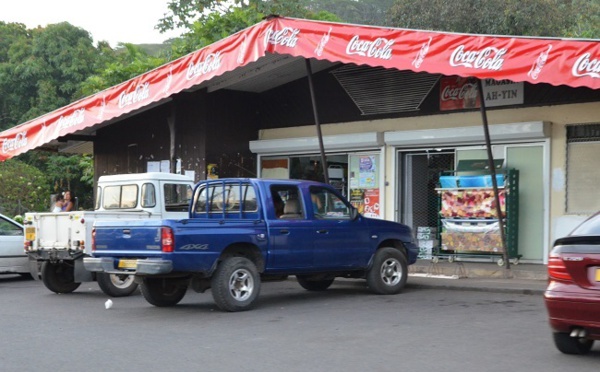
[61,190,74,212]
[52,194,64,213]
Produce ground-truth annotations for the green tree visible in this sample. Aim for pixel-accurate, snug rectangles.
[0,159,51,215]
[78,43,167,96]
[386,0,596,38]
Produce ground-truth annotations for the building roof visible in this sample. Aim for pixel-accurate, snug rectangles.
[1,15,599,161]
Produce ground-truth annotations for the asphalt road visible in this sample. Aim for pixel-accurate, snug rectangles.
[1,275,598,372]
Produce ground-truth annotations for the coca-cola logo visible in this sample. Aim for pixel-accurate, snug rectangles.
[186,52,222,80]
[346,35,393,60]
[57,108,86,131]
[118,82,150,109]
[264,26,299,48]
[441,83,477,101]
[315,27,332,57]
[2,131,28,153]
[572,53,600,79]
[450,45,506,71]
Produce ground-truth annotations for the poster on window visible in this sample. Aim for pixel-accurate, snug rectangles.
[358,155,377,188]
[363,188,381,219]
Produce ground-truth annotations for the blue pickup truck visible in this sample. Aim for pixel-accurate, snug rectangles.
[84,178,418,312]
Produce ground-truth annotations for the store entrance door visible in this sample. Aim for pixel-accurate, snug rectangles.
[399,150,455,229]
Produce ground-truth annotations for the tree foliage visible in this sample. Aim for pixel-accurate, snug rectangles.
[0,159,51,215]
[387,0,599,38]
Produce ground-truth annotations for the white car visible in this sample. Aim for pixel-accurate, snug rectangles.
[0,213,29,276]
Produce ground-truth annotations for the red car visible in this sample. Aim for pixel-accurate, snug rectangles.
[544,213,600,354]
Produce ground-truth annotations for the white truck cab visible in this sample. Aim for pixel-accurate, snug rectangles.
[24,172,195,297]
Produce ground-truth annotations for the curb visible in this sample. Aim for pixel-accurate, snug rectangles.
[407,278,546,296]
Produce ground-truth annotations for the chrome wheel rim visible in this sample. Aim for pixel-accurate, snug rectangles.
[228,268,254,301]
[380,258,402,286]
[110,274,135,289]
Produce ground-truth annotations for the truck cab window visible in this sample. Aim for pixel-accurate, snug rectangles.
[310,187,351,219]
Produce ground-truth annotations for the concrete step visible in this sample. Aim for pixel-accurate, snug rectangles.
[409,259,547,281]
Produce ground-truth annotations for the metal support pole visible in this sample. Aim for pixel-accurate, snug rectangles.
[167,104,177,174]
[476,79,510,271]
[305,59,329,184]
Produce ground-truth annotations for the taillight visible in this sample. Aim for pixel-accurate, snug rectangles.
[548,253,573,281]
[91,228,96,252]
[161,227,174,253]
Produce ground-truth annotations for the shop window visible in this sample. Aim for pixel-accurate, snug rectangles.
[566,124,600,213]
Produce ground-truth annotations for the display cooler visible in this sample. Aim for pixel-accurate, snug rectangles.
[433,161,520,266]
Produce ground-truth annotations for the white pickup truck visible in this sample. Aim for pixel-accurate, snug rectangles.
[24,172,194,297]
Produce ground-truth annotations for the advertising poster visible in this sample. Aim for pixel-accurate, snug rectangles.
[358,155,377,188]
[350,188,365,214]
[363,188,381,219]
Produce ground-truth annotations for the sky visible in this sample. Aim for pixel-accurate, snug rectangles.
[1,0,183,47]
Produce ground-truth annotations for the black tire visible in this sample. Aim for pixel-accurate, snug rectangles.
[366,247,408,295]
[140,278,188,307]
[211,257,260,312]
[96,273,139,297]
[552,332,594,355]
[41,261,81,294]
[296,276,334,291]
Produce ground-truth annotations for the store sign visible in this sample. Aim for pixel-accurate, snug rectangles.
[440,77,523,111]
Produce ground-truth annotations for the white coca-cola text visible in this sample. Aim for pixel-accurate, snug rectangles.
[2,131,28,153]
[346,35,393,60]
[118,82,150,109]
[57,108,86,131]
[186,52,222,80]
[441,83,477,101]
[264,27,299,48]
[572,53,600,79]
[450,45,506,71]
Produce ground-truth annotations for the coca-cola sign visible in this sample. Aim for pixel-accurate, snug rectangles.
[572,53,600,79]
[186,52,222,80]
[450,45,507,71]
[57,108,86,131]
[440,78,479,110]
[2,131,28,153]
[118,82,150,109]
[264,26,299,48]
[346,35,393,60]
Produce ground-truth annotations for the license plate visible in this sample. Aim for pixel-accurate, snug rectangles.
[596,268,600,282]
[118,259,137,269]
[25,227,36,241]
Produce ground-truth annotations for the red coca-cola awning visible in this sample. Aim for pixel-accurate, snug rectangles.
[1,16,599,161]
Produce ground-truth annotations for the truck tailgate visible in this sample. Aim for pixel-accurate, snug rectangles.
[94,225,163,255]
[35,213,73,248]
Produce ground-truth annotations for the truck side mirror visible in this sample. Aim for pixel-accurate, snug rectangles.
[350,207,359,221]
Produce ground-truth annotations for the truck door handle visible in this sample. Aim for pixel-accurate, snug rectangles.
[122,229,131,235]
[280,229,290,235]
[316,229,328,234]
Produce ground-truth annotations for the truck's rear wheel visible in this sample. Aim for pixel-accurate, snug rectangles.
[140,278,187,307]
[211,257,260,312]
[97,273,139,297]
[41,261,81,294]
[366,247,407,295]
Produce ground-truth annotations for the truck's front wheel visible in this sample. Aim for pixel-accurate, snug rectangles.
[140,278,188,307]
[211,257,260,312]
[41,261,81,294]
[97,273,139,297]
[366,247,407,295]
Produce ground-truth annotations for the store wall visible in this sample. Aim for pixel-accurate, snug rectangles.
[257,101,600,258]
